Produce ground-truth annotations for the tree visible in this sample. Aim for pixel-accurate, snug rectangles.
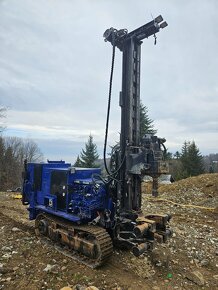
[180,140,204,178]
[0,106,7,132]
[140,102,157,139]
[73,155,82,167]
[163,149,173,160]
[0,136,43,190]
[80,135,99,168]
[174,151,181,159]
[5,137,43,163]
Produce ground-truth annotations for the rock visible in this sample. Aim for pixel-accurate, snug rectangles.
[1,246,12,252]
[60,287,73,290]
[11,227,20,232]
[0,267,13,274]
[86,287,99,290]
[12,251,18,255]
[213,275,218,280]
[43,264,56,272]
[2,253,12,259]
[185,270,205,286]
[200,259,209,266]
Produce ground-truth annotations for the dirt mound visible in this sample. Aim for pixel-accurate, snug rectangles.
[142,174,218,205]
[159,173,218,197]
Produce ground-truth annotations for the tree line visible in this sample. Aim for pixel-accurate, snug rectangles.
[0,103,216,191]
[74,104,216,181]
[0,136,43,191]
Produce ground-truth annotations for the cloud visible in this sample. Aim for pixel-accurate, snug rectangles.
[0,0,218,159]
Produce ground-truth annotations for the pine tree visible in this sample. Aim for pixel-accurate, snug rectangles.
[80,135,99,168]
[73,155,82,167]
[180,140,204,178]
[174,151,181,159]
[180,141,190,178]
[163,149,173,160]
[140,102,157,139]
[187,141,204,176]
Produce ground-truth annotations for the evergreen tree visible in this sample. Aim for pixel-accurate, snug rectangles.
[140,102,157,139]
[180,140,204,178]
[163,149,173,160]
[80,135,99,168]
[174,151,181,159]
[73,155,82,167]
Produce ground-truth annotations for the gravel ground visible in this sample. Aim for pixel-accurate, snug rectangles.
[0,173,218,290]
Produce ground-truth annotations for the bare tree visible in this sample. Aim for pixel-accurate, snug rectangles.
[5,137,43,163]
[1,137,44,190]
[23,139,44,162]
[0,106,7,132]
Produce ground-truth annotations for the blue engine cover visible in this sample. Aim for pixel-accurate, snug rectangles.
[22,161,114,225]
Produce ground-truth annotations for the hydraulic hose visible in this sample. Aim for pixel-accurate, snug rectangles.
[103,32,116,177]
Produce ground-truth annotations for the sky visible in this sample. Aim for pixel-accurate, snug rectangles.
[0,0,218,163]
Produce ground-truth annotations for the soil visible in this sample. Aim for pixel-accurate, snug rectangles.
[0,173,218,290]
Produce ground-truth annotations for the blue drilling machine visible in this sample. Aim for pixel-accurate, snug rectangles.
[22,15,172,268]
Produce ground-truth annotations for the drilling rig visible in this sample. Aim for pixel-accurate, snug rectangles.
[22,15,172,268]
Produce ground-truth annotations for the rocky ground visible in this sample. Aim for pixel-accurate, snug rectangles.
[0,173,218,290]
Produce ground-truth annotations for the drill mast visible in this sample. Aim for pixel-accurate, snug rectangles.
[104,16,168,212]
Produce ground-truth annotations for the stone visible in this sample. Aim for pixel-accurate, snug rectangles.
[86,287,99,290]
[185,270,205,286]
[43,264,56,272]
[11,227,20,232]
[1,246,12,252]
[2,253,12,259]
[0,267,13,274]
[200,259,209,266]
[213,275,218,280]
[60,287,73,290]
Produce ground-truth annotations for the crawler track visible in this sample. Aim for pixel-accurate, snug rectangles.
[35,213,113,268]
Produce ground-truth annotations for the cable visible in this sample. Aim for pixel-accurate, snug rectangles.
[103,32,126,182]
[103,31,116,177]
[144,197,216,211]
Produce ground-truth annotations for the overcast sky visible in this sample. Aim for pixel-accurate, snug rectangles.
[0,0,217,162]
